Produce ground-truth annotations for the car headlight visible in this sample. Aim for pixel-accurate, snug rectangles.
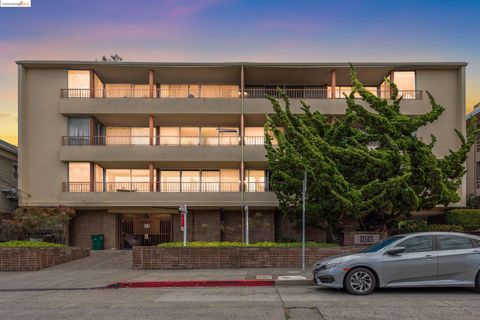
[323,261,341,270]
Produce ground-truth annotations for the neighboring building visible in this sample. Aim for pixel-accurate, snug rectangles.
[466,103,480,198]
[17,61,467,249]
[0,139,18,216]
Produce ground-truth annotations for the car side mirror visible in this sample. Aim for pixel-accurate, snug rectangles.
[386,247,405,256]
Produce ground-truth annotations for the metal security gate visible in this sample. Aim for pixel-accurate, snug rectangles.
[119,215,172,248]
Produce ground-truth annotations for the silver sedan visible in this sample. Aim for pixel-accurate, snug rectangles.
[313,232,480,295]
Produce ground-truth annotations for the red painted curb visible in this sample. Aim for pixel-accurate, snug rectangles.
[107,280,275,289]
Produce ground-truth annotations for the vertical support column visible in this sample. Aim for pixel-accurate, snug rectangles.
[330,69,336,98]
[149,115,154,146]
[240,65,245,242]
[89,116,95,145]
[148,69,154,98]
[90,162,95,192]
[389,71,395,98]
[89,69,95,98]
[149,162,154,192]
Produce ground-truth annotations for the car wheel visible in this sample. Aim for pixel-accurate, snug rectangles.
[344,268,376,295]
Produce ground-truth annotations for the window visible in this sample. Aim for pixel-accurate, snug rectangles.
[181,171,200,192]
[68,162,90,192]
[220,169,240,192]
[201,171,220,192]
[159,127,180,145]
[160,171,180,192]
[68,118,90,145]
[397,235,433,253]
[245,127,264,145]
[68,70,90,89]
[105,169,151,192]
[438,235,473,250]
[245,169,266,192]
[105,127,151,145]
[12,163,18,181]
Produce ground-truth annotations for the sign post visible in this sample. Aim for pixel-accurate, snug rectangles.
[302,171,307,274]
[179,205,188,247]
[245,206,249,245]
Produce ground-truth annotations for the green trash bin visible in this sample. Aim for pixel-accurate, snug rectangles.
[91,234,104,250]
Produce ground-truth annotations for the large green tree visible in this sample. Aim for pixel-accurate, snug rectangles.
[265,65,476,243]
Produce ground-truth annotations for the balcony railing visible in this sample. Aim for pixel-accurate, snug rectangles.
[61,88,423,100]
[62,136,263,146]
[62,181,270,192]
[243,88,423,100]
[61,87,239,99]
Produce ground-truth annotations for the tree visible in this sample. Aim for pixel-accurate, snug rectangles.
[264,65,477,243]
[12,206,76,243]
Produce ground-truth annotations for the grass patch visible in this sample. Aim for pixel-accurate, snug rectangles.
[157,241,338,248]
[0,240,65,248]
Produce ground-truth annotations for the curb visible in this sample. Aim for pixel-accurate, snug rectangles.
[107,279,275,289]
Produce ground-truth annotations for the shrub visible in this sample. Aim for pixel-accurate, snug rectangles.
[397,220,464,233]
[466,194,480,209]
[446,209,480,231]
[0,240,65,248]
[397,219,429,233]
[157,241,338,248]
[427,224,464,232]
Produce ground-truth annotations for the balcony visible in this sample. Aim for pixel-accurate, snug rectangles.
[61,135,242,146]
[62,181,270,193]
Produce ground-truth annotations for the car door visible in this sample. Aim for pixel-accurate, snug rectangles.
[382,235,437,286]
[436,235,480,284]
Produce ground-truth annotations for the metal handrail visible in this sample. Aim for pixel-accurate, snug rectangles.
[62,181,245,193]
[61,136,242,146]
[61,88,423,100]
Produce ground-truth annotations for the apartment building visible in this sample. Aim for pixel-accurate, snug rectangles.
[466,103,480,198]
[17,61,466,249]
[0,139,17,217]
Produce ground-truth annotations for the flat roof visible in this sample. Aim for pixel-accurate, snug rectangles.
[15,60,468,69]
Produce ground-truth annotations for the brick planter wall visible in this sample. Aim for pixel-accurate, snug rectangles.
[0,247,90,271]
[132,246,356,270]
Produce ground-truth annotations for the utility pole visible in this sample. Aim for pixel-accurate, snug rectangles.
[302,171,307,274]
[245,206,249,245]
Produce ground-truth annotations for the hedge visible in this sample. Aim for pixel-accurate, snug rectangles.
[0,240,65,248]
[398,220,464,233]
[446,209,480,231]
[157,241,338,248]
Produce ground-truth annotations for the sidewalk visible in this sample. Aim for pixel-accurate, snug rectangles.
[0,250,314,290]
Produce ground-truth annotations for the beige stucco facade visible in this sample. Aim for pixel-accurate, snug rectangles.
[17,61,467,248]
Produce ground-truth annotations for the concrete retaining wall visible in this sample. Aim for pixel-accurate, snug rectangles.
[133,246,355,269]
[0,247,90,271]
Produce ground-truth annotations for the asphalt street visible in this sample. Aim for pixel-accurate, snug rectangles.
[1,285,479,320]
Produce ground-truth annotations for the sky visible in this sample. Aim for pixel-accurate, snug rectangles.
[0,0,479,146]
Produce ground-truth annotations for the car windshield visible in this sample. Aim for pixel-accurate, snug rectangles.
[360,235,405,253]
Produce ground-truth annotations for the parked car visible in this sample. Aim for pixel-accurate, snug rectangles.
[313,232,480,295]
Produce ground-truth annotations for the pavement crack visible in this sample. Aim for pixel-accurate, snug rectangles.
[274,286,290,319]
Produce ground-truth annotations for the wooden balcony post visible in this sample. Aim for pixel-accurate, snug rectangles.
[89,69,95,98]
[90,162,95,192]
[149,115,154,145]
[149,69,154,98]
[330,69,336,98]
[149,162,154,192]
